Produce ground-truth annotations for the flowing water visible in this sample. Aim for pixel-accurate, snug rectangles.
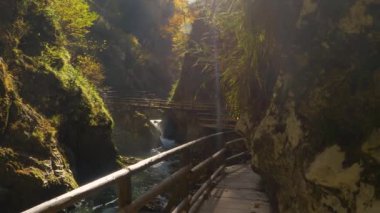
[66,91,179,212]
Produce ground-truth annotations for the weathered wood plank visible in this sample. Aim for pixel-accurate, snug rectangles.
[121,165,191,212]
[198,164,272,213]
[190,165,225,205]
[191,148,226,175]
[172,196,190,213]
[23,169,131,213]
[188,165,226,213]
[225,138,246,147]
[209,188,269,201]
[118,176,132,208]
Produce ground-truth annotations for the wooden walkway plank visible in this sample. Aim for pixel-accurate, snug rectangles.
[198,164,272,213]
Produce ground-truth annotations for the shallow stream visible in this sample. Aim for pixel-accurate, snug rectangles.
[67,118,178,213]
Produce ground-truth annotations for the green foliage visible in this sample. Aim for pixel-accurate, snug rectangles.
[0,61,13,135]
[169,0,269,116]
[35,45,112,126]
[46,0,98,41]
[163,0,194,75]
[74,55,105,86]
[210,0,270,117]
[11,0,98,49]
[17,0,112,126]
[168,79,179,101]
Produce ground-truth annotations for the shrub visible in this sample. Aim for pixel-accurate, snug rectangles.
[46,0,98,42]
[74,55,105,86]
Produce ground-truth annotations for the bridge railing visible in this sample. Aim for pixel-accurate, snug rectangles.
[23,132,248,213]
[107,97,217,111]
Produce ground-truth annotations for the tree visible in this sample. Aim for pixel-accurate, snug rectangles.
[46,0,98,42]
[162,0,194,71]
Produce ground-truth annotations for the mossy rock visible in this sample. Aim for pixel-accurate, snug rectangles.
[1,60,77,212]
[0,61,13,134]
[0,0,119,211]
[0,147,77,212]
[10,50,117,182]
[113,110,160,155]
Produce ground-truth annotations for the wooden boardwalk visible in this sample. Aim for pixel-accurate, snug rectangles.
[198,164,272,213]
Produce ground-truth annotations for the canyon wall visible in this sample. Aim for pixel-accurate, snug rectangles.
[235,0,380,212]
[0,1,117,211]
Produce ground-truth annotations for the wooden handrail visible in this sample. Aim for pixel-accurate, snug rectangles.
[187,164,226,213]
[107,97,215,106]
[23,131,246,213]
[191,148,226,174]
[122,165,191,213]
[111,102,216,112]
[106,98,219,111]
[109,98,215,106]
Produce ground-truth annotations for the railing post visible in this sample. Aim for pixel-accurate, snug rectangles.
[183,149,192,212]
[163,150,192,213]
[118,176,132,210]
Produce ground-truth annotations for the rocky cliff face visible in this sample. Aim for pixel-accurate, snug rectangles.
[0,60,77,212]
[172,18,217,102]
[170,17,227,141]
[111,108,161,156]
[172,0,379,211]
[235,0,380,212]
[91,0,174,96]
[0,1,117,211]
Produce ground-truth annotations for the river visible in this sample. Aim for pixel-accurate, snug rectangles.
[64,89,178,213]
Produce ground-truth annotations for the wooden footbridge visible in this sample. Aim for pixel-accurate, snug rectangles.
[102,90,216,112]
[105,95,237,130]
[110,97,215,111]
[23,132,271,213]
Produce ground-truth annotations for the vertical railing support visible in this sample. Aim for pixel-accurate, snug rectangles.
[183,149,192,212]
[118,176,132,210]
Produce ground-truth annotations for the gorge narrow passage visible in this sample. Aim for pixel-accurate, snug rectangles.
[2,0,379,212]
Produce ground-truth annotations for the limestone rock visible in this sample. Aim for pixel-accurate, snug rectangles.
[306,145,362,192]
[234,0,380,212]
[0,61,77,212]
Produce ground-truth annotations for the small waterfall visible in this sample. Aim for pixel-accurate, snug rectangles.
[150,119,177,149]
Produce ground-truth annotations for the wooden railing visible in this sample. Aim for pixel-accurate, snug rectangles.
[108,98,237,129]
[107,97,217,111]
[23,132,248,213]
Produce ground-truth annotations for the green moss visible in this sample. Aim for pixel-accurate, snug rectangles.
[116,155,140,167]
[0,148,17,165]
[31,129,46,143]
[0,146,77,211]
[5,101,57,157]
[168,79,179,101]
[50,114,61,126]
[34,45,113,127]
[0,61,13,135]
[0,0,114,211]
[16,167,45,183]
